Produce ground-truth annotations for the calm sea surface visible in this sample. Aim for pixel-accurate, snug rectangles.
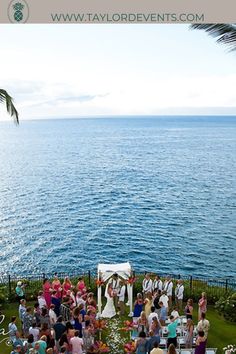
[0,116,235,277]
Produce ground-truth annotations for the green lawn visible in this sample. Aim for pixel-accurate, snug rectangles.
[0,303,235,354]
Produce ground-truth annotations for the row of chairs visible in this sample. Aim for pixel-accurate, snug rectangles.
[161,349,217,354]
[160,326,198,338]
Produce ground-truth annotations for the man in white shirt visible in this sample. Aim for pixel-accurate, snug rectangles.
[49,304,57,326]
[117,280,126,315]
[175,279,184,312]
[163,276,173,310]
[152,275,163,292]
[148,306,158,328]
[29,322,40,342]
[142,273,153,295]
[159,291,169,310]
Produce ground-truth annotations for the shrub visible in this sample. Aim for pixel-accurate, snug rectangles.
[215,292,236,322]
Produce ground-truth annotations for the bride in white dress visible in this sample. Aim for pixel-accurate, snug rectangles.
[101,283,116,318]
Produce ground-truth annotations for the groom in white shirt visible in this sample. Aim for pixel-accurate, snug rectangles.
[117,280,126,315]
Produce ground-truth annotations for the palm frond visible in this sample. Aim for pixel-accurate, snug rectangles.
[191,24,236,52]
[0,89,19,124]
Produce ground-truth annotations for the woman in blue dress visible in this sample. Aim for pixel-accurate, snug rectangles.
[133,293,144,318]
[135,331,148,354]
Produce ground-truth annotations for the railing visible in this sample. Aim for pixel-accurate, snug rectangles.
[0,271,235,303]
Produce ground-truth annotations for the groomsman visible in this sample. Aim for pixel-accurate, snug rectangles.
[142,273,153,295]
[175,279,184,311]
[152,275,163,292]
[163,276,173,310]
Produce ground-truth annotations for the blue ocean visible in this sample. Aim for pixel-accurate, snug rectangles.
[0,116,235,277]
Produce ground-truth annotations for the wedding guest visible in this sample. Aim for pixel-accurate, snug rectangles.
[117,280,126,315]
[43,278,52,308]
[135,331,148,354]
[159,291,169,311]
[15,281,25,303]
[51,290,61,317]
[163,276,173,310]
[59,333,69,352]
[150,341,163,354]
[133,293,144,318]
[70,330,84,354]
[18,299,26,335]
[185,299,193,320]
[185,318,194,348]
[175,280,184,311]
[72,308,83,337]
[62,276,73,296]
[53,316,66,348]
[66,290,76,309]
[29,322,40,342]
[23,307,34,337]
[198,292,207,320]
[195,330,207,354]
[10,344,22,354]
[167,315,178,348]
[25,334,35,353]
[52,273,62,299]
[170,306,180,320]
[153,290,162,314]
[12,331,24,350]
[33,303,41,327]
[83,324,94,353]
[49,304,57,326]
[39,307,51,327]
[144,292,153,318]
[159,302,167,326]
[34,335,47,354]
[137,311,149,334]
[197,313,210,339]
[152,275,163,293]
[150,317,162,336]
[75,291,86,307]
[167,343,177,354]
[38,291,47,310]
[142,274,153,295]
[60,297,71,322]
[148,306,158,328]
[147,330,160,354]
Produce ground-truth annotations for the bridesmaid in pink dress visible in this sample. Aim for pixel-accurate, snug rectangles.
[43,278,52,308]
[52,273,62,299]
[62,276,73,297]
[76,277,86,294]
[198,292,207,320]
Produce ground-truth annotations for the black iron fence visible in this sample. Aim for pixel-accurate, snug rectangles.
[0,271,235,304]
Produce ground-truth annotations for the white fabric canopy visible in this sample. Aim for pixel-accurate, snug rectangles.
[98,262,132,281]
[97,262,133,317]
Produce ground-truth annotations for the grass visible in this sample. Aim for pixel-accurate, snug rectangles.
[0,303,235,354]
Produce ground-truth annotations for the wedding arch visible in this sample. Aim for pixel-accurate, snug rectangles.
[97,262,134,317]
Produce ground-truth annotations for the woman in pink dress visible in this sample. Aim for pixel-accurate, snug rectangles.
[52,273,62,299]
[43,278,52,308]
[62,276,72,296]
[198,292,207,320]
[76,277,86,294]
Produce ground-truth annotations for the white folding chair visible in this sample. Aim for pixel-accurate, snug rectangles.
[159,337,167,348]
[206,348,218,354]
[180,349,193,354]
[177,336,186,349]
[176,327,183,337]
[161,326,168,337]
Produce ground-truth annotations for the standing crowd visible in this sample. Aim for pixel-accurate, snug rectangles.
[132,273,210,354]
[8,273,210,354]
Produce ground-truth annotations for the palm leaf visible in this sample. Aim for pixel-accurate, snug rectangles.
[191,24,236,52]
[0,89,19,124]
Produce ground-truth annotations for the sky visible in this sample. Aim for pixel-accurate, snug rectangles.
[0,24,236,120]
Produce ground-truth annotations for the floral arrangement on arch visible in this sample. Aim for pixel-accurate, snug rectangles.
[87,340,110,353]
[223,345,236,354]
[127,276,136,285]
[124,341,136,353]
[96,279,105,287]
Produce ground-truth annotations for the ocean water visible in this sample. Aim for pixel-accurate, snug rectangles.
[0,116,235,277]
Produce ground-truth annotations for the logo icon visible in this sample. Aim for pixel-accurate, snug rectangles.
[8,0,29,23]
